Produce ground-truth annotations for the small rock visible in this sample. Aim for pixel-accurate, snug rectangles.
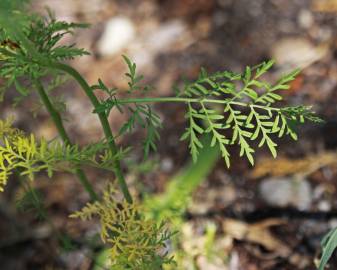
[271,38,328,70]
[298,9,314,29]
[329,219,337,228]
[317,200,331,212]
[228,251,240,270]
[97,16,135,56]
[161,157,174,172]
[259,177,312,210]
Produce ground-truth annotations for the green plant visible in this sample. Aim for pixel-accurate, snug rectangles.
[318,227,337,270]
[70,184,175,269]
[145,134,220,223]
[96,60,322,167]
[0,1,325,269]
[0,118,129,191]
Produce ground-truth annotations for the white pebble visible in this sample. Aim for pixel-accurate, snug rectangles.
[298,9,314,29]
[259,177,312,210]
[97,16,135,56]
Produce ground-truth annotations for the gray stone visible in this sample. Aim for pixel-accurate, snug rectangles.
[259,177,312,210]
[271,38,328,70]
[298,9,314,29]
[97,16,135,56]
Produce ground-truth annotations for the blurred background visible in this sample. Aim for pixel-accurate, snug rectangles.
[0,0,337,269]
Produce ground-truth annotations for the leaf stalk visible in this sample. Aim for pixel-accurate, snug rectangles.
[48,62,133,203]
[33,78,98,201]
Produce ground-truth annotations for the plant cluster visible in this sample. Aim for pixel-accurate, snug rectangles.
[96,60,322,167]
[71,184,175,269]
[0,1,333,269]
[0,118,129,192]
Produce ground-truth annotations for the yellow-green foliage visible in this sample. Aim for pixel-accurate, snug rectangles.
[0,117,22,138]
[70,184,175,270]
[0,118,123,192]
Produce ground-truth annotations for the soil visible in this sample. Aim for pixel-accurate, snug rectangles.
[0,0,337,269]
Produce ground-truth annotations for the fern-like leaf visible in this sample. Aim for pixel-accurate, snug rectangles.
[96,59,322,166]
[0,118,128,191]
[70,184,175,269]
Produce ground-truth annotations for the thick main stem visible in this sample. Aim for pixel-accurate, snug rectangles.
[33,79,98,201]
[1,27,133,201]
[49,63,133,203]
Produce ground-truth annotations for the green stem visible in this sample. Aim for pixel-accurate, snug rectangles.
[0,26,131,202]
[49,62,133,203]
[33,79,98,201]
[100,97,281,112]
[0,48,279,115]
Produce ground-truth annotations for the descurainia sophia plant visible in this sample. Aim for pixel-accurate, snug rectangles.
[0,1,333,269]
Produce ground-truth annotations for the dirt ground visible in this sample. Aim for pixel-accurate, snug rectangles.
[0,0,337,269]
